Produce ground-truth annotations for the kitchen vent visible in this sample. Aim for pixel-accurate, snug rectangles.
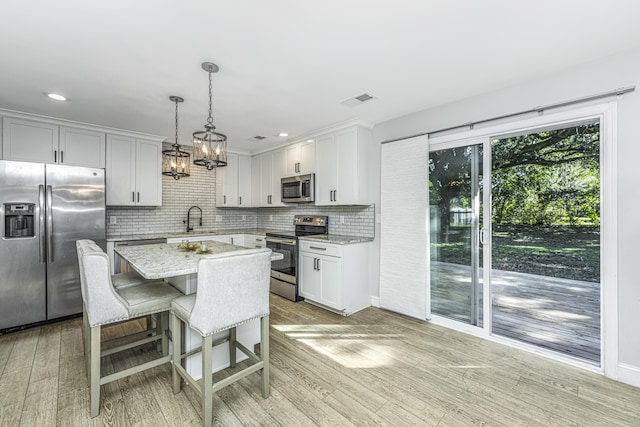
[340,92,377,107]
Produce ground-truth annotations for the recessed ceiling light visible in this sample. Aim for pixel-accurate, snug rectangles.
[45,93,68,102]
[278,132,289,137]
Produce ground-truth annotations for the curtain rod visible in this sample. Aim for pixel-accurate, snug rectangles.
[381,86,635,144]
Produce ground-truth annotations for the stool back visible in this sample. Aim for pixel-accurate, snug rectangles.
[77,247,129,327]
[76,240,103,304]
[191,250,271,336]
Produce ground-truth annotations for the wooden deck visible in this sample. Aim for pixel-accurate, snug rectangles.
[431,262,600,364]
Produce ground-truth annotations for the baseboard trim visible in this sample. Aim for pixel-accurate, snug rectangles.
[371,296,380,308]
[618,363,640,388]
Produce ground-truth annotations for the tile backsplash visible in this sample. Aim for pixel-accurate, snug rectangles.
[107,150,374,238]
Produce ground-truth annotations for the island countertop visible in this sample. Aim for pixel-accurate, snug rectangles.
[107,228,288,243]
[114,240,282,279]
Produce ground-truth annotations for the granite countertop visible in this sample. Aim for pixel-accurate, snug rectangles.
[114,240,282,279]
[299,234,374,245]
[107,228,288,242]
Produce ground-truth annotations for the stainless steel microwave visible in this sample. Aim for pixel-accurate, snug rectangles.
[281,174,315,203]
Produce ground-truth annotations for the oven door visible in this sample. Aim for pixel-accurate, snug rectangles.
[266,236,299,301]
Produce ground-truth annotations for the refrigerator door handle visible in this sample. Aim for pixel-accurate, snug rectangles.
[39,184,46,264]
[46,185,54,263]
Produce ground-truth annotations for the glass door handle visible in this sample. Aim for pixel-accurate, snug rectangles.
[479,228,489,245]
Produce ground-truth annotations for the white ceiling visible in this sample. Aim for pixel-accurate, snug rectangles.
[1,1,639,154]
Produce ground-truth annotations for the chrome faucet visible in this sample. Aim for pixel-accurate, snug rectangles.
[183,206,203,232]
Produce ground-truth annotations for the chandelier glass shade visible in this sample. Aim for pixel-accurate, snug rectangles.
[193,62,227,169]
[162,96,190,180]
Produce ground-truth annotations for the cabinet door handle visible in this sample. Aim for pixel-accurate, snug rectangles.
[316,258,321,271]
[239,196,242,205]
[137,192,140,202]
[60,151,64,164]
[256,238,263,242]
[313,258,318,270]
[333,190,337,201]
[132,192,135,202]
[54,150,57,163]
[309,246,327,251]
[268,195,272,204]
[224,195,226,204]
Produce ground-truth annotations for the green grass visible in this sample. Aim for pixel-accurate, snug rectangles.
[431,224,600,283]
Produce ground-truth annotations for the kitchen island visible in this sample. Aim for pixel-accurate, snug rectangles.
[114,240,281,379]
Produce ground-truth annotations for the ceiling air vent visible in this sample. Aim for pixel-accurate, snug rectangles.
[250,135,268,142]
[340,92,377,107]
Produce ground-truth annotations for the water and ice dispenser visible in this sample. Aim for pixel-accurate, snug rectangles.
[3,203,36,238]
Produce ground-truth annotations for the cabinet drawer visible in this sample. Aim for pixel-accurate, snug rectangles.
[247,235,266,248]
[299,240,342,257]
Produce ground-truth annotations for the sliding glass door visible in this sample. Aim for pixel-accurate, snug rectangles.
[429,141,484,326]
[429,120,602,365]
[489,121,601,364]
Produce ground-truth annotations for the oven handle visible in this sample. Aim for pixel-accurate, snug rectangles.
[266,237,297,246]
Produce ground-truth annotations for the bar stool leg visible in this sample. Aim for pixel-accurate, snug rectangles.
[171,313,182,394]
[160,312,169,356]
[260,315,270,398]
[202,335,213,427]
[229,327,236,368]
[83,307,90,386]
[90,325,102,418]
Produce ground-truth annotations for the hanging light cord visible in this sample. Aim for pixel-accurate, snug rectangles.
[174,98,180,146]
[207,70,214,127]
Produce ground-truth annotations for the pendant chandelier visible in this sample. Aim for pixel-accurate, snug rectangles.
[162,95,190,179]
[193,62,227,169]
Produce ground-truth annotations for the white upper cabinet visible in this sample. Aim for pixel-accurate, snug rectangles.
[284,139,315,176]
[216,153,239,207]
[257,149,285,207]
[59,126,105,168]
[106,135,162,206]
[2,118,58,163]
[216,153,252,207]
[2,117,105,167]
[315,125,372,206]
[238,155,252,207]
[251,156,261,207]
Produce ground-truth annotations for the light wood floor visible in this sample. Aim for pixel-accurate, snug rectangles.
[1,294,639,426]
[432,262,600,363]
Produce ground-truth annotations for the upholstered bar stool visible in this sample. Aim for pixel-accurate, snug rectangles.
[77,240,159,340]
[76,240,161,376]
[77,244,183,418]
[171,249,271,427]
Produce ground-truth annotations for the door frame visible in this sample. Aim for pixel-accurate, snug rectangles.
[427,102,618,377]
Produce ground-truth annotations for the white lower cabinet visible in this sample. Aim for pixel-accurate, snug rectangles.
[245,234,266,248]
[229,234,244,246]
[299,240,370,315]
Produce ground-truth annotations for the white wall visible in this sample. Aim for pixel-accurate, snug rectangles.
[371,47,640,385]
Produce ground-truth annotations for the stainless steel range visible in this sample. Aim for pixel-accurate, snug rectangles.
[266,215,328,301]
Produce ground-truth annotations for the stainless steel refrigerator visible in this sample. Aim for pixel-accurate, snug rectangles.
[0,160,105,330]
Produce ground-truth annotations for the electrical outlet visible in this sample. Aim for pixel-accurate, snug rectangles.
[269,215,273,221]
[109,216,117,225]
[242,215,246,221]
[216,215,222,222]
[340,215,345,224]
